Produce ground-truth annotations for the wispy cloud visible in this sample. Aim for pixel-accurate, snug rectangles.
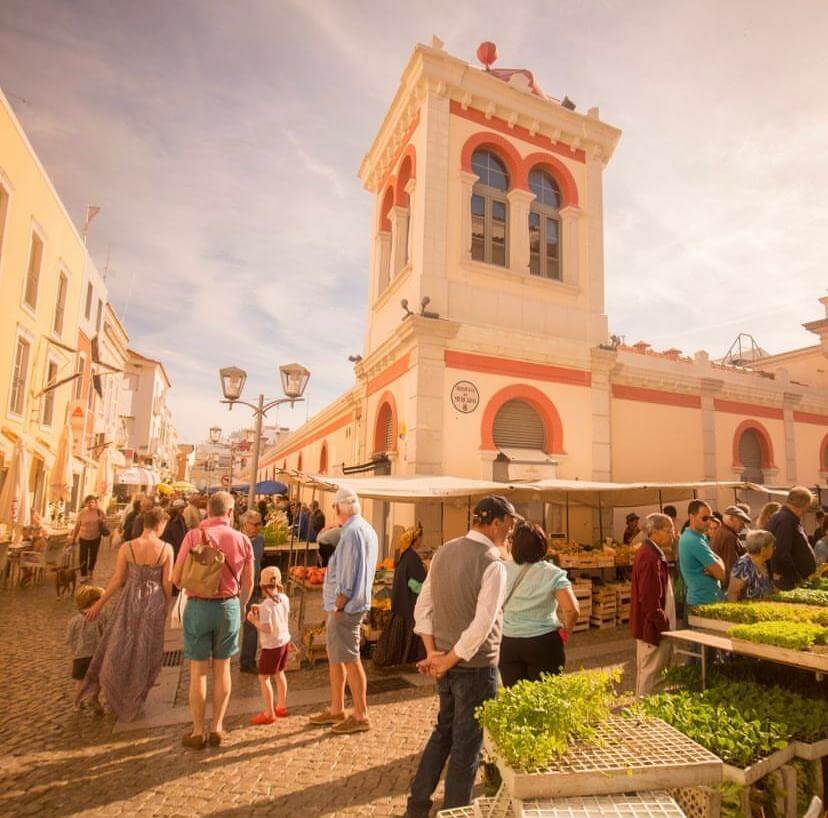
[1,0,826,442]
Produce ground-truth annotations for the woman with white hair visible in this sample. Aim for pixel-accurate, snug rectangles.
[726,530,775,602]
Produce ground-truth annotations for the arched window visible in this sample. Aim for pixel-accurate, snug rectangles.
[528,168,561,280]
[297,452,303,472]
[319,443,328,475]
[376,403,394,452]
[471,149,509,267]
[492,399,545,450]
[737,428,764,483]
[377,186,394,295]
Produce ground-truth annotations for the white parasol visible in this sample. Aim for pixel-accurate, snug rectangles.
[48,424,74,503]
[95,445,114,501]
[0,438,31,538]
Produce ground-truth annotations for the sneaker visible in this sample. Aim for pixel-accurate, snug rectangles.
[274,707,288,718]
[250,712,275,725]
[330,715,371,735]
[308,709,345,726]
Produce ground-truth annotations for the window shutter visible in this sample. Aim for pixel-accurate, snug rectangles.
[492,400,545,450]
[379,405,393,451]
[738,429,764,482]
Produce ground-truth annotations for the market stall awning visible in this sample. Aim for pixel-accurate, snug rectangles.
[299,473,528,502]
[292,472,777,508]
[523,479,761,508]
[115,466,159,486]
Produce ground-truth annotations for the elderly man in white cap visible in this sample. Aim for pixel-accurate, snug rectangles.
[308,486,378,734]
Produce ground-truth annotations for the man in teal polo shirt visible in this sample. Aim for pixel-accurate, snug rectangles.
[678,499,726,606]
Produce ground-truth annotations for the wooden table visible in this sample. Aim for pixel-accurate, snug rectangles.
[663,628,827,687]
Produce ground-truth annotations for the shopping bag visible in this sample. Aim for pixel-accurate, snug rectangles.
[170,591,188,630]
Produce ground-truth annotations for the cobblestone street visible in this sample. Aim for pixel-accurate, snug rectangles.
[0,545,634,817]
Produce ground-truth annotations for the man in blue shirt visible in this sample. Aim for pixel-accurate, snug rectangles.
[308,486,378,735]
[678,499,725,607]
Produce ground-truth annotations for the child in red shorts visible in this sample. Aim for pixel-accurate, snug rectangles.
[248,566,291,724]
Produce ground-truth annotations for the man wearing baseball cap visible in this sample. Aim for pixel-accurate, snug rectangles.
[710,505,752,588]
[404,495,518,818]
[308,486,378,735]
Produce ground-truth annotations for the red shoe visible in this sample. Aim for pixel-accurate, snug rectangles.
[275,707,288,718]
[250,712,275,725]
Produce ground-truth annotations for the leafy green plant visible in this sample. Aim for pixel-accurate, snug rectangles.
[476,669,619,772]
[693,601,828,626]
[661,663,828,741]
[803,576,828,591]
[793,759,821,817]
[719,782,746,818]
[629,691,789,767]
[772,587,828,607]
[728,621,828,650]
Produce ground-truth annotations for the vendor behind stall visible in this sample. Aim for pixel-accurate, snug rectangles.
[373,523,428,666]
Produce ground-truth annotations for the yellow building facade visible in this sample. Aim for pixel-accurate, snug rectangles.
[0,89,89,517]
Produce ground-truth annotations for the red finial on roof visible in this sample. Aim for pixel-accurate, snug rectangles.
[476,41,498,70]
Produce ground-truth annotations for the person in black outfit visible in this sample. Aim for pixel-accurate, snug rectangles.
[374,525,428,666]
[121,496,142,542]
[766,486,817,590]
[310,501,326,542]
[161,500,189,561]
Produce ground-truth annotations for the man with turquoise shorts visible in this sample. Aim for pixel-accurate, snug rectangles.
[174,490,254,750]
[678,499,726,608]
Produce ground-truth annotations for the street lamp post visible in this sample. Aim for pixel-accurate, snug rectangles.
[218,363,310,506]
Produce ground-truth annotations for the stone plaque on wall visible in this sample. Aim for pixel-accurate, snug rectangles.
[450,380,480,414]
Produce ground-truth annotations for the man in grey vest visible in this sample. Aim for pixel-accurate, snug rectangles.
[403,496,517,818]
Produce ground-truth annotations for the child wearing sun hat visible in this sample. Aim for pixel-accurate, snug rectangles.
[247,565,291,724]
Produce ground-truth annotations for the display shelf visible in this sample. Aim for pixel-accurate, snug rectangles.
[793,737,828,761]
[687,615,730,634]
[485,715,722,800]
[721,744,795,786]
[513,791,687,818]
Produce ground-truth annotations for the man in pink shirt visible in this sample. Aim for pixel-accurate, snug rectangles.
[173,491,253,750]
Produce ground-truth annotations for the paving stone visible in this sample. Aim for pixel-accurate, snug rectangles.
[0,544,635,817]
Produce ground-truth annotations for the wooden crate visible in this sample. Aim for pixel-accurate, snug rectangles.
[669,786,721,818]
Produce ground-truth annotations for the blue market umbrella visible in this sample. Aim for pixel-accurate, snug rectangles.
[255,479,288,496]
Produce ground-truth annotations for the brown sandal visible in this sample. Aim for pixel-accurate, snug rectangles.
[207,731,226,747]
[181,732,206,750]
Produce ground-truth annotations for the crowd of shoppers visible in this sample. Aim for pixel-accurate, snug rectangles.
[63,475,823,815]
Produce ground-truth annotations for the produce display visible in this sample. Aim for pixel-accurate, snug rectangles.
[548,541,618,568]
[262,510,290,547]
[631,690,788,767]
[288,565,326,586]
[475,669,618,771]
[692,600,828,626]
[728,621,828,651]
[630,668,828,767]
[771,587,828,607]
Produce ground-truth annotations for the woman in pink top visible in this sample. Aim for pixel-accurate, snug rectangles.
[72,495,106,581]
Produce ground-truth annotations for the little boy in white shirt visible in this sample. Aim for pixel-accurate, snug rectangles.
[247,565,291,724]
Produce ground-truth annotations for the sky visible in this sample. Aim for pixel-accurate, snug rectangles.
[1,0,827,444]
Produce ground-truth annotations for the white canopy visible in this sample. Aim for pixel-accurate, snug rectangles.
[291,472,778,508]
[115,466,158,487]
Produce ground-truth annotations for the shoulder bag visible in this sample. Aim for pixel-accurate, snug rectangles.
[502,564,531,610]
[180,528,239,597]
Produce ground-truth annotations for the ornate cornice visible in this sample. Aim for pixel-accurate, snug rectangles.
[359,43,622,192]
